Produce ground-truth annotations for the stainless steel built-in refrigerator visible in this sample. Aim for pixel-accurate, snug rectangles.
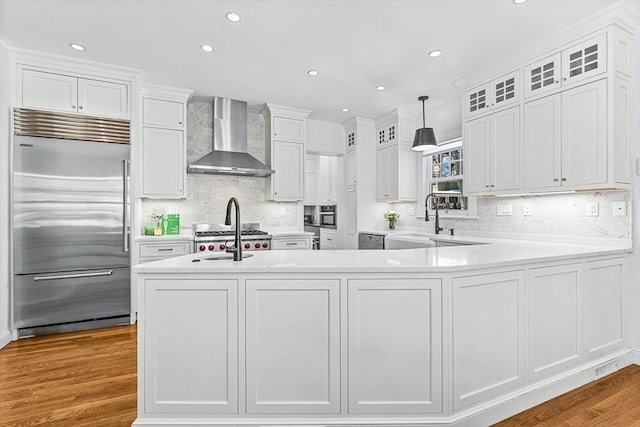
[12,108,131,337]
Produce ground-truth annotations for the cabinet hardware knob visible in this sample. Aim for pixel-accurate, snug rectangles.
[490,184,495,187]
[555,80,560,84]
[561,178,567,181]
[553,178,560,182]
[486,185,490,188]
[178,121,182,125]
[78,105,83,110]
[71,105,76,109]
[562,77,567,81]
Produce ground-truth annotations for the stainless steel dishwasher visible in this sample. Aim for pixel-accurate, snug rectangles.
[358,233,385,250]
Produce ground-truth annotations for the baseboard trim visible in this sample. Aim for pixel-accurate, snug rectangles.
[132,350,633,427]
[0,328,12,350]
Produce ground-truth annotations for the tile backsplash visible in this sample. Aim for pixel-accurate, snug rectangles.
[141,101,299,229]
[390,191,632,240]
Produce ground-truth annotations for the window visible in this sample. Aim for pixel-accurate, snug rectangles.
[417,138,477,218]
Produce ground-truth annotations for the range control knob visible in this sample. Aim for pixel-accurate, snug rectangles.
[208,245,215,251]
[244,243,251,249]
[262,243,268,248]
[255,243,261,249]
[219,244,226,250]
[199,245,206,252]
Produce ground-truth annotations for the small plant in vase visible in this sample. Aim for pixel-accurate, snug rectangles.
[384,210,400,230]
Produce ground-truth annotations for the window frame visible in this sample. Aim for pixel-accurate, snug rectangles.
[415,138,478,219]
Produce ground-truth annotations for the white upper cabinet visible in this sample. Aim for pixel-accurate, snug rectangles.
[524,34,607,99]
[272,140,305,200]
[140,87,192,199]
[465,106,520,194]
[21,68,129,119]
[262,104,311,202]
[143,98,184,129]
[345,149,357,188]
[523,79,606,190]
[374,109,417,202]
[273,116,305,142]
[465,70,521,119]
[459,23,634,195]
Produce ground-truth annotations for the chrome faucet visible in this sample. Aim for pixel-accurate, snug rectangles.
[224,197,243,261]
[424,193,444,235]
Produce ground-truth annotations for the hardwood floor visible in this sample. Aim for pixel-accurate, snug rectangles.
[0,325,136,427]
[494,364,640,426]
[0,325,638,426]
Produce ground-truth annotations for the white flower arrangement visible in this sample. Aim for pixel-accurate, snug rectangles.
[384,210,400,229]
[383,210,400,221]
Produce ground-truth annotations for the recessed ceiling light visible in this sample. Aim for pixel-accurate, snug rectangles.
[341,108,349,112]
[201,44,214,52]
[428,50,442,57]
[226,11,241,22]
[307,70,319,76]
[69,43,85,51]
[376,86,385,91]
[512,0,528,4]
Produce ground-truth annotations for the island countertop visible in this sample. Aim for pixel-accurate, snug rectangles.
[132,235,629,274]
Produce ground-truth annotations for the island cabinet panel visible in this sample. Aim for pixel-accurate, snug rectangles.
[583,257,627,360]
[527,264,582,381]
[452,271,525,411]
[143,279,238,414]
[245,279,341,414]
[347,279,442,414]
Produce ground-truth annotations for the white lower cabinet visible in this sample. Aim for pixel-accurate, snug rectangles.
[347,279,442,414]
[583,257,627,360]
[271,235,312,250]
[527,264,582,381]
[452,270,525,411]
[320,228,338,250]
[143,278,238,414]
[245,279,341,414]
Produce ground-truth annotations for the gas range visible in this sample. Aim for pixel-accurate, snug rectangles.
[192,223,271,253]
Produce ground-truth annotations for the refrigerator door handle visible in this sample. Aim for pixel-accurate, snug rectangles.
[123,159,130,253]
[33,270,114,281]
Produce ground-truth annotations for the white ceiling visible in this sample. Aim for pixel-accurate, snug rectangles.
[0,0,637,137]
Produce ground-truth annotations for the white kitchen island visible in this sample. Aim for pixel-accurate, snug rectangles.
[132,237,632,427]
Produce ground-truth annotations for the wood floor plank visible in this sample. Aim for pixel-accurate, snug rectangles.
[0,325,136,427]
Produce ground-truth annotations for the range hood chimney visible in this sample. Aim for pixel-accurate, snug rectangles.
[187,97,274,176]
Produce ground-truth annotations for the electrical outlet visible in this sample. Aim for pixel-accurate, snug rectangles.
[586,202,599,217]
[280,207,286,216]
[613,201,626,217]
[523,204,532,216]
[409,207,416,216]
[496,204,513,216]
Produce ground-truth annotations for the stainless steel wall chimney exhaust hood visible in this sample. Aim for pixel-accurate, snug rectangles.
[188,97,274,176]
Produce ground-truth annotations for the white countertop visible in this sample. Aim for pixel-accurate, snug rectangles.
[133,234,629,274]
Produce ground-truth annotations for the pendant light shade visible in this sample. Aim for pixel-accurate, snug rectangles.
[412,95,437,151]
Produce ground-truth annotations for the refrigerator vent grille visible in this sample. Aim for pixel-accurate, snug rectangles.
[13,108,130,144]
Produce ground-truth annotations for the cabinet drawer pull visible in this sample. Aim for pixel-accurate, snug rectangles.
[561,178,567,181]
[553,178,560,182]
[158,248,174,252]
[286,242,297,246]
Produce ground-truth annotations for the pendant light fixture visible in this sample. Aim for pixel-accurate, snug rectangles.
[412,95,437,151]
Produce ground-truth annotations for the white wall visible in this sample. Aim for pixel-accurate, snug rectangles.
[306,119,345,155]
[141,102,299,230]
[0,42,11,349]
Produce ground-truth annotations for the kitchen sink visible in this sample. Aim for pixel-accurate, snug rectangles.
[385,234,436,249]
